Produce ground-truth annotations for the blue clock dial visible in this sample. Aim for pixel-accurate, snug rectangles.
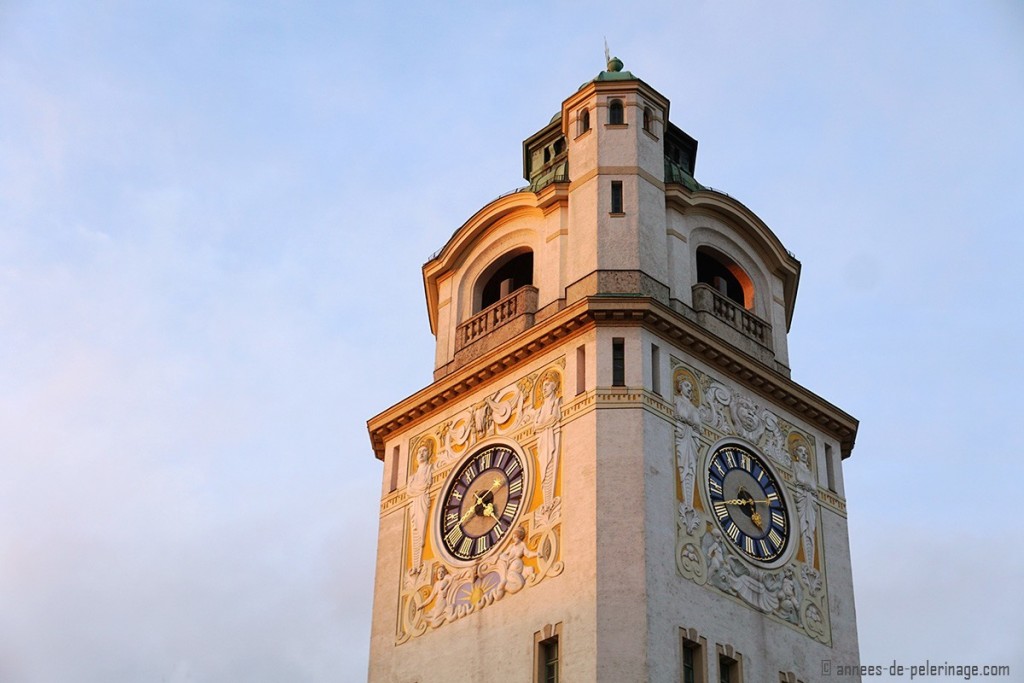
[706,444,790,563]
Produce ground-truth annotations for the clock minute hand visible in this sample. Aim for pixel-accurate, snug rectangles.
[721,497,771,506]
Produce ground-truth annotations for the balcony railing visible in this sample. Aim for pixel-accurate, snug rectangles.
[692,283,772,349]
[456,286,539,352]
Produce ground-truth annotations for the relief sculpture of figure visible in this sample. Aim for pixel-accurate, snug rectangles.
[792,444,819,568]
[730,393,765,443]
[407,445,433,575]
[424,565,453,627]
[533,377,563,510]
[674,377,703,534]
[496,525,536,597]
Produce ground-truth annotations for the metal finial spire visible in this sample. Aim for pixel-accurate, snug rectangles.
[604,37,610,65]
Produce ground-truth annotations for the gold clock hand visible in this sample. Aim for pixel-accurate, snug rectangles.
[721,498,771,506]
[459,505,478,525]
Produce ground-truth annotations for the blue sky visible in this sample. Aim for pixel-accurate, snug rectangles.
[2,1,1022,681]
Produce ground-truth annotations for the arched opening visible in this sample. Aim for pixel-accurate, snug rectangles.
[578,108,590,135]
[608,99,624,125]
[696,247,755,310]
[477,251,534,312]
[643,106,653,133]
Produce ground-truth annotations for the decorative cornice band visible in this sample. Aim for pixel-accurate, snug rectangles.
[367,296,858,460]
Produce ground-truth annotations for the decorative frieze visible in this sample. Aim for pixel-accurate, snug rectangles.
[672,357,833,645]
[394,358,567,644]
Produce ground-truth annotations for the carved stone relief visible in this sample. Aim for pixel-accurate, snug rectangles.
[395,358,566,644]
[672,358,831,645]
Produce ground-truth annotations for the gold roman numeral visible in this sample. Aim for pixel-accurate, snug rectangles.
[445,525,464,548]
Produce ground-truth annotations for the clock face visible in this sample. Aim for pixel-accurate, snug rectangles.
[706,443,790,563]
[438,443,527,561]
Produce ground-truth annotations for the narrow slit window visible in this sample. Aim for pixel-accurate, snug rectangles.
[612,338,625,387]
[825,443,837,492]
[611,181,623,214]
[651,344,661,395]
[388,446,400,493]
[576,345,586,395]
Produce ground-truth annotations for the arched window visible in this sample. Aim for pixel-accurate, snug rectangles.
[608,99,624,125]
[643,106,653,133]
[578,108,590,135]
[477,251,534,311]
[696,248,754,310]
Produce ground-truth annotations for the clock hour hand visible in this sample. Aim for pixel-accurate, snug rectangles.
[458,505,479,526]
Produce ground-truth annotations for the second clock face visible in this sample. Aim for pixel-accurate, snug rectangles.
[439,443,526,561]
[706,443,790,563]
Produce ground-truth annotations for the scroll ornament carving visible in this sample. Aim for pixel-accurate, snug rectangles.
[426,366,557,467]
[396,521,563,644]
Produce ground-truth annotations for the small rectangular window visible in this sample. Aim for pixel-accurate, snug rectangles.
[534,624,563,683]
[681,633,706,683]
[683,642,697,683]
[825,443,837,492]
[651,344,661,395]
[612,338,625,387]
[718,654,740,683]
[576,344,586,395]
[542,638,558,683]
[388,445,400,493]
[610,181,623,214]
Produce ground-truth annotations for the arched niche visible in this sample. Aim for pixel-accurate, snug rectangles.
[696,246,754,309]
[475,249,534,312]
[452,222,541,325]
[689,226,771,317]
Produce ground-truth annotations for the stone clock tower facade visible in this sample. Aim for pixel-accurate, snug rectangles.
[366,60,861,683]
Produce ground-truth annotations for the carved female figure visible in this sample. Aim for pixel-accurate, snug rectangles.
[674,378,702,511]
[792,444,819,566]
[424,565,453,626]
[497,525,536,596]
[407,445,433,574]
[533,376,563,508]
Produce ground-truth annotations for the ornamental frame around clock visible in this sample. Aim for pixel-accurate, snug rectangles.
[701,439,795,569]
[431,438,535,567]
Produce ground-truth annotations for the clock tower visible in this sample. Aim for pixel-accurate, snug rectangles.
[366,60,861,683]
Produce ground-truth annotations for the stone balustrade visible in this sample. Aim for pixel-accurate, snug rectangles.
[456,286,539,353]
[692,283,773,350]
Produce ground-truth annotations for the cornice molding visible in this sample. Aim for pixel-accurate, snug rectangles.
[366,296,858,460]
